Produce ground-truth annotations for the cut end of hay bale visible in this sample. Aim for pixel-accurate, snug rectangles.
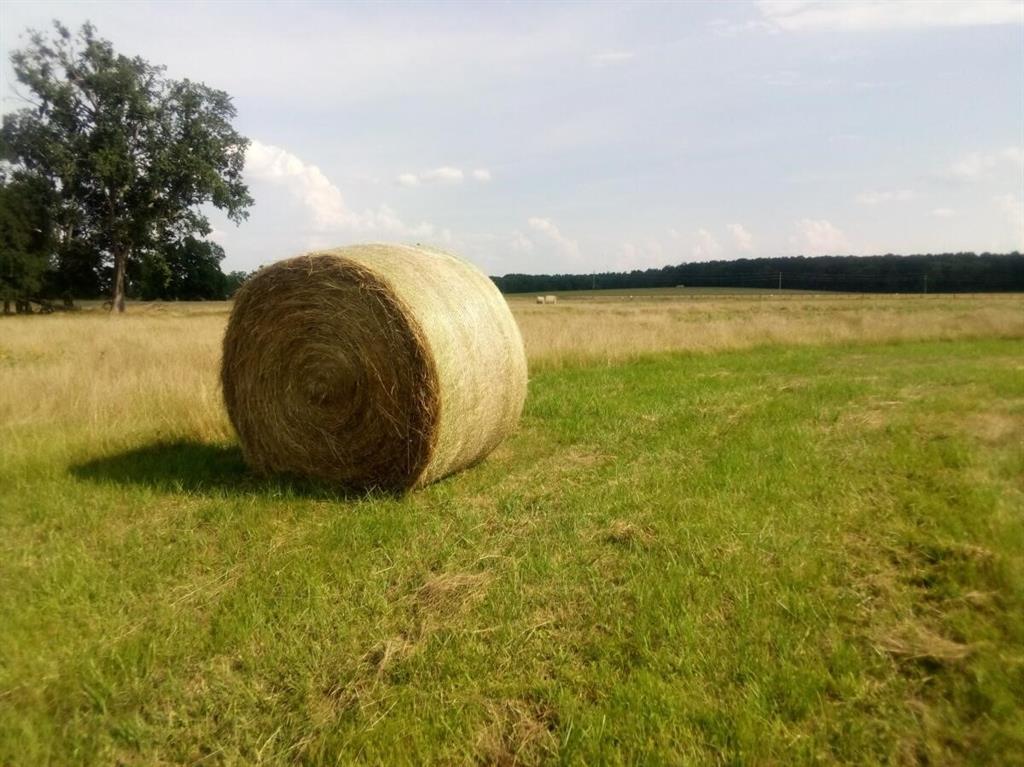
[221,244,528,491]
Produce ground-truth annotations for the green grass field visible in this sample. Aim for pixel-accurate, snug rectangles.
[2,325,1022,764]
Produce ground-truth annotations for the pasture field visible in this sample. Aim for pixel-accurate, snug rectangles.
[1,292,1023,764]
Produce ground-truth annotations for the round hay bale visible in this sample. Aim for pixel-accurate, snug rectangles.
[221,244,527,491]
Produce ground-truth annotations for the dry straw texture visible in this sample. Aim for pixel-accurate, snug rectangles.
[221,244,528,491]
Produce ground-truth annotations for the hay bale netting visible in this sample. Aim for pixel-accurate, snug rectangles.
[221,244,528,491]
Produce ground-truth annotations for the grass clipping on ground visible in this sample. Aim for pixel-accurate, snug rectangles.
[221,244,528,491]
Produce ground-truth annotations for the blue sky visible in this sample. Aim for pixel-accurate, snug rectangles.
[2,1,1022,274]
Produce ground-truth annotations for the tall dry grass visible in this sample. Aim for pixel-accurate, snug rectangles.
[2,294,1022,461]
[512,293,1024,367]
[1,310,233,460]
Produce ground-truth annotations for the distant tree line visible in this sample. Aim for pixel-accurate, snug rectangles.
[1,21,251,314]
[493,253,1024,294]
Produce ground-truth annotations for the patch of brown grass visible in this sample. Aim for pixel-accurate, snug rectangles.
[875,622,973,664]
[416,571,492,614]
[362,634,414,677]
[602,520,656,547]
[962,410,1023,445]
[475,698,559,766]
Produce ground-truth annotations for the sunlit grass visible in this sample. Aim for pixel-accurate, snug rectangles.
[1,294,1022,764]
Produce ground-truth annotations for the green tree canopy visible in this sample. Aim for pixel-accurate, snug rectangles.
[0,171,54,314]
[1,20,253,311]
[224,270,250,297]
[135,237,229,301]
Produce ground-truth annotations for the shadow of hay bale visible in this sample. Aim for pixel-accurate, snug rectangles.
[70,440,367,500]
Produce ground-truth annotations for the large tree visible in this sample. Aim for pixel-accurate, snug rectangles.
[1,21,252,311]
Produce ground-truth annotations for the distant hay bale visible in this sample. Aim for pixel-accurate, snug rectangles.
[221,244,528,491]
[536,296,545,304]
[544,295,558,304]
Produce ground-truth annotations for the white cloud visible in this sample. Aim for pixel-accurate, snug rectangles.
[510,231,534,254]
[930,207,956,218]
[528,217,581,262]
[246,139,357,230]
[757,1,1023,32]
[692,228,722,260]
[398,166,493,185]
[591,50,635,66]
[246,139,438,238]
[352,204,438,239]
[855,189,915,205]
[394,167,462,185]
[995,194,1024,249]
[420,166,464,184]
[1007,146,1024,166]
[730,223,755,252]
[946,146,1024,181]
[789,218,851,255]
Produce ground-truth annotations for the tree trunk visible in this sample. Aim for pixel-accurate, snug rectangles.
[112,245,127,313]
[3,299,11,316]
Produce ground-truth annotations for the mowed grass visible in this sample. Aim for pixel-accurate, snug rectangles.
[1,295,1023,764]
